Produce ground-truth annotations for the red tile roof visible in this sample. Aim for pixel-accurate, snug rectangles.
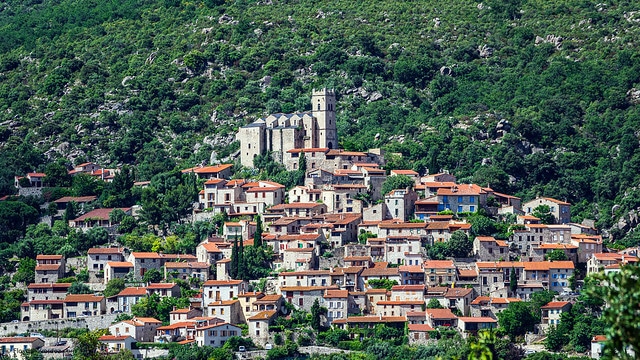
[54,196,97,203]
[73,208,130,222]
[118,287,147,296]
[88,247,123,255]
[36,254,63,260]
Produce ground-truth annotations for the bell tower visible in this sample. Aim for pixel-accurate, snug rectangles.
[311,88,337,149]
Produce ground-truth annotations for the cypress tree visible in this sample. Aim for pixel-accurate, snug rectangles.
[230,237,238,279]
[254,215,263,247]
[238,235,246,280]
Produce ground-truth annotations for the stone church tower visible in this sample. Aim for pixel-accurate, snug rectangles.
[237,89,338,168]
[311,88,337,149]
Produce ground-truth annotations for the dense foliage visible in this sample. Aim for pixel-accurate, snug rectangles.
[0,0,639,240]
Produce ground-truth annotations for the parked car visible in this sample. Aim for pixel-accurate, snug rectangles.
[238,346,246,352]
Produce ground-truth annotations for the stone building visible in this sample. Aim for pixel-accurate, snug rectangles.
[237,89,338,168]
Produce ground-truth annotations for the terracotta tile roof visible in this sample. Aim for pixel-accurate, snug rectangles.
[523,261,575,271]
[36,254,63,260]
[200,242,222,252]
[324,290,349,298]
[117,287,147,296]
[426,308,457,320]
[541,301,571,309]
[207,300,239,306]
[542,197,571,206]
[157,322,196,330]
[134,317,161,323]
[286,148,330,153]
[424,260,455,269]
[165,262,209,269]
[326,150,367,157]
[170,308,195,314]
[536,243,578,250]
[476,236,497,242]
[458,317,497,323]
[335,316,406,324]
[54,196,97,203]
[391,285,425,292]
[253,294,282,303]
[203,280,243,286]
[379,222,427,229]
[147,283,178,289]
[28,283,71,289]
[378,300,425,306]
[270,202,322,210]
[130,252,161,259]
[0,337,43,344]
[399,265,424,273]
[426,222,451,230]
[181,164,233,174]
[204,178,225,185]
[592,335,606,343]
[284,248,314,253]
[278,270,332,276]
[246,186,281,193]
[365,289,389,294]
[64,294,104,302]
[445,288,473,298]
[437,184,485,196]
[391,170,419,176]
[88,247,123,255]
[107,261,133,268]
[408,324,434,332]
[470,296,491,305]
[35,264,61,271]
[406,311,426,317]
[73,208,130,222]
[458,268,478,277]
[342,266,364,274]
[248,310,277,321]
[280,286,331,292]
[360,267,400,277]
[344,256,371,262]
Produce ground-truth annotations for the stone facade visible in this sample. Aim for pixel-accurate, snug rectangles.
[237,89,338,168]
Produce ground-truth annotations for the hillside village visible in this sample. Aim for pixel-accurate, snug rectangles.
[0,91,634,360]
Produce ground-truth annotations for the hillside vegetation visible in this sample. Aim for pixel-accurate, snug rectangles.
[1,0,640,237]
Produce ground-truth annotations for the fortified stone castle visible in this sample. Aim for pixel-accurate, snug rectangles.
[237,88,338,168]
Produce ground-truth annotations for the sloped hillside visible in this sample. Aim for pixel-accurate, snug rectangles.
[1,0,640,236]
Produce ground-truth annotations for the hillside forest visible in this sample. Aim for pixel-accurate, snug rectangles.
[1,0,640,243]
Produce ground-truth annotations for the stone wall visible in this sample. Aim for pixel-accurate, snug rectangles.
[0,314,120,336]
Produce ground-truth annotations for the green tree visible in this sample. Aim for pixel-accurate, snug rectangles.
[427,298,444,309]
[310,298,324,330]
[73,331,101,360]
[586,264,640,358]
[497,301,538,340]
[253,215,263,247]
[368,279,398,291]
[68,282,93,294]
[545,249,568,261]
[532,205,555,224]
[142,268,163,283]
[13,258,36,284]
[230,237,239,279]
[381,174,414,196]
[448,231,472,257]
[103,278,126,297]
[44,161,72,187]
[509,268,517,293]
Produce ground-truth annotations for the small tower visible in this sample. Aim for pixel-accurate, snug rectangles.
[311,88,337,149]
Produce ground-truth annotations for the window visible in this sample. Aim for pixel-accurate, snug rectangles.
[470,197,475,203]
[457,205,463,213]
[470,206,475,212]
[458,196,463,203]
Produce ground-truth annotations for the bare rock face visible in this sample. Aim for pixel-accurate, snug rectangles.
[478,44,494,58]
[495,119,511,132]
[536,34,563,50]
[627,88,640,105]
